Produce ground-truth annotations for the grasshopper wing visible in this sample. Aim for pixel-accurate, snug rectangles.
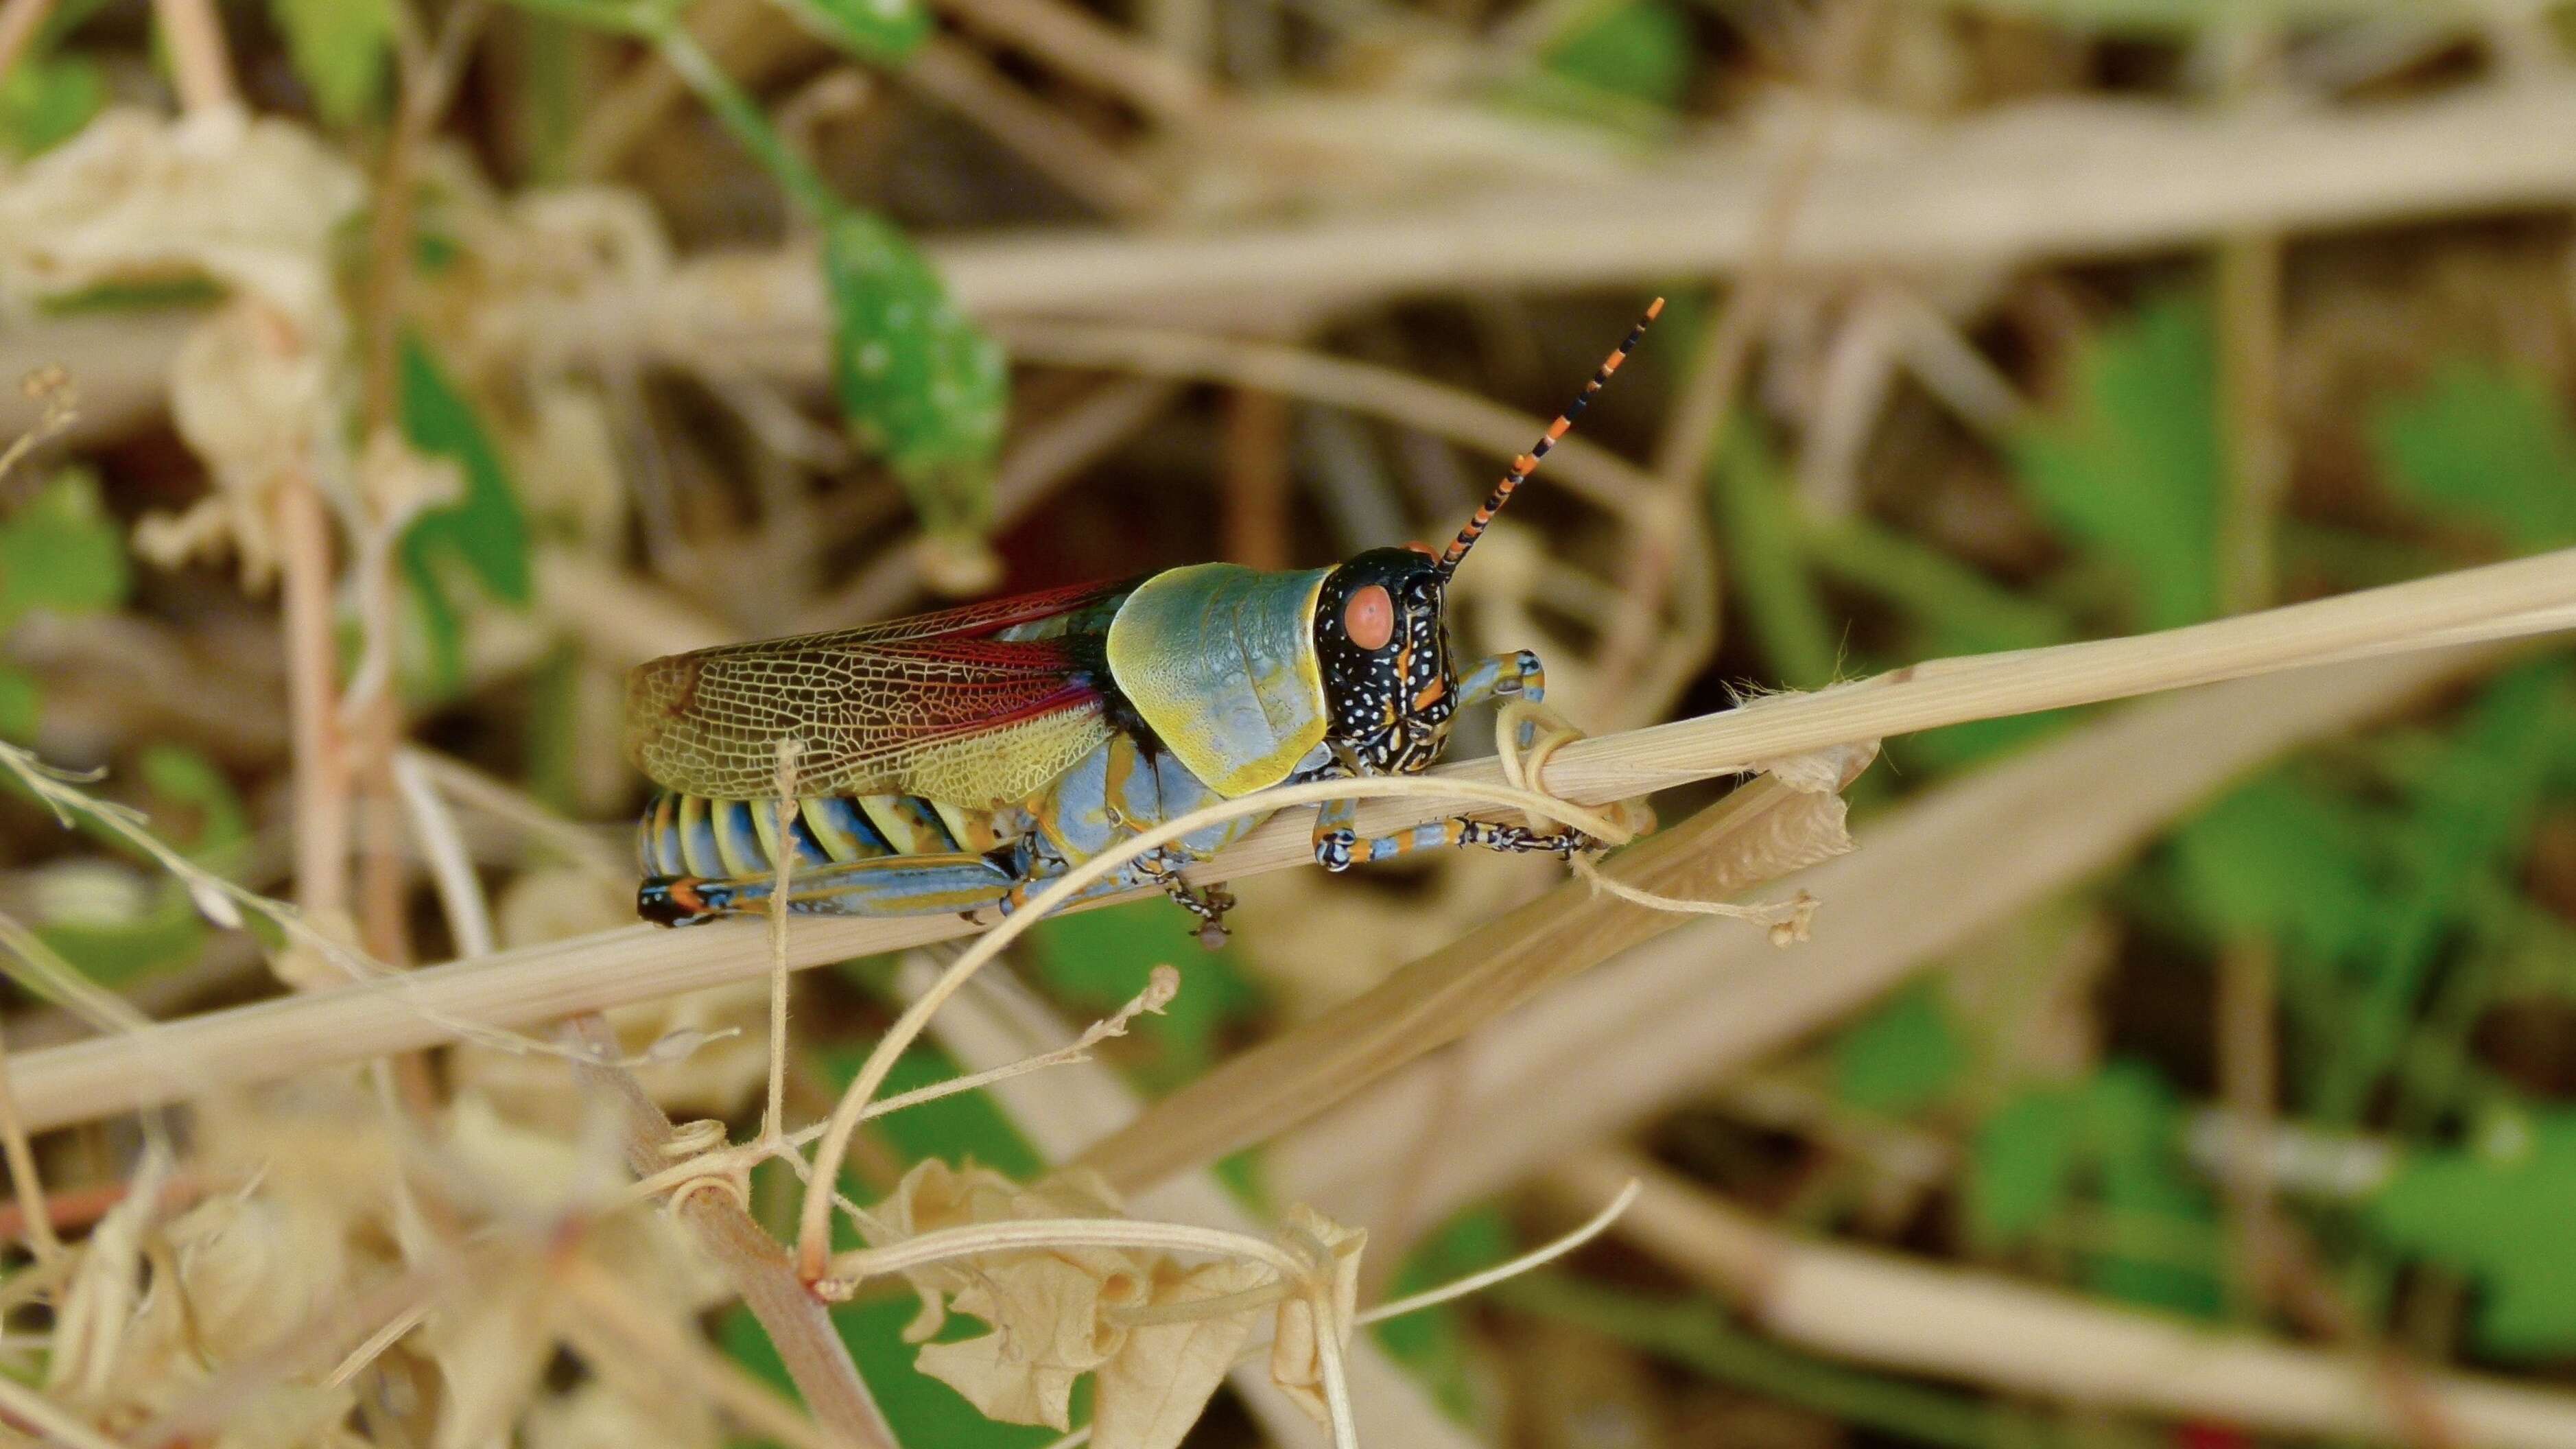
[626,579,1136,808]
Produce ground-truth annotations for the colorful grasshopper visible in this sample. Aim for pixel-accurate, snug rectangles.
[627,299,1663,942]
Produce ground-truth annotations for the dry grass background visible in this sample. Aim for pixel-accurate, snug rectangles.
[3,0,2576,1446]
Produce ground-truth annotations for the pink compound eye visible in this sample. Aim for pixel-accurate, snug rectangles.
[1344,585,1394,650]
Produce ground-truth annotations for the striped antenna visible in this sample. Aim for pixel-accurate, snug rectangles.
[1436,296,1666,580]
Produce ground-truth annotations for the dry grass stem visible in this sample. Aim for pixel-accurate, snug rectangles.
[1556,1151,2576,1449]
[9,553,2573,1137]
[626,85,2576,336]
[0,1369,133,1449]
[0,1022,62,1264]
[566,1015,897,1449]
[930,0,1212,123]
[556,1256,851,1449]
[148,0,234,112]
[899,38,1168,220]
[1266,646,2505,1227]
[275,476,347,918]
[993,319,1659,520]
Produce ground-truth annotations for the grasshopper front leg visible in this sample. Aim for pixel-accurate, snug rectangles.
[1310,797,1585,871]
[1456,649,1545,711]
[1310,648,1587,871]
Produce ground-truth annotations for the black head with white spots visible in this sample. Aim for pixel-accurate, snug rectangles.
[1312,547,1456,776]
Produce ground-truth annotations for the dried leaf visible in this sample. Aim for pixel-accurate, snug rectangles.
[0,107,363,322]
[1267,1204,1364,1427]
[1088,1258,1266,1449]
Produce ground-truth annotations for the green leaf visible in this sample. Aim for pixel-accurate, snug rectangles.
[1966,1085,2081,1249]
[2370,358,2576,551]
[0,468,130,626]
[268,0,393,127]
[398,333,532,695]
[1801,515,2073,657]
[0,667,38,740]
[2169,772,2382,964]
[2369,1111,2576,1357]
[1544,0,1691,110]
[766,0,929,62]
[1024,899,1263,1092]
[2079,1061,2219,1317]
[821,213,1008,537]
[816,1040,1045,1180]
[723,1295,1066,1449]
[1372,1205,1513,1425]
[2010,294,2223,631]
[2320,661,2570,1121]
[38,908,205,991]
[1832,981,1964,1117]
[0,52,104,157]
[400,334,533,604]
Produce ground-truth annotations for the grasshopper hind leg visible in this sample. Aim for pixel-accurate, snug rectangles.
[637,850,1020,926]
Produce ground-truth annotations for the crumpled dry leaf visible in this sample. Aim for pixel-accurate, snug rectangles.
[1086,1256,1266,1449]
[357,427,466,527]
[0,106,362,321]
[510,383,627,549]
[868,1160,1268,1448]
[423,1267,556,1449]
[0,108,364,589]
[523,1378,722,1449]
[141,296,346,586]
[1266,1203,1365,1428]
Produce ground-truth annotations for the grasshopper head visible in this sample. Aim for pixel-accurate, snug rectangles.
[1313,546,1457,775]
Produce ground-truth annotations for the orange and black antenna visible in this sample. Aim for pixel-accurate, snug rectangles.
[1435,296,1665,581]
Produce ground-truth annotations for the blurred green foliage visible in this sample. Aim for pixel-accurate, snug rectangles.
[1966,1061,2220,1317]
[822,213,1009,540]
[1023,899,1265,1094]
[724,1292,1074,1449]
[0,467,132,742]
[1372,1204,1514,1425]
[269,0,394,128]
[2373,358,2576,550]
[0,52,104,156]
[1544,0,1692,109]
[772,0,932,63]
[2009,295,2223,633]
[2368,1110,2576,1357]
[399,332,534,696]
[1832,980,1965,1118]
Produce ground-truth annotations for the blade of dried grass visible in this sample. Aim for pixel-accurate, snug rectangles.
[0,1024,61,1264]
[1077,744,1872,1193]
[556,1254,856,1449]
[6,552,2571,1137]
[1554,1151,2576,1449]
[1264,644,2509,1227]
[567,1014,897,1449]
[626,85,2576,336]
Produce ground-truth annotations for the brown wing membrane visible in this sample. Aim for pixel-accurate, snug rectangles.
[807,577,1137,644]
[627,633,1113,808]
